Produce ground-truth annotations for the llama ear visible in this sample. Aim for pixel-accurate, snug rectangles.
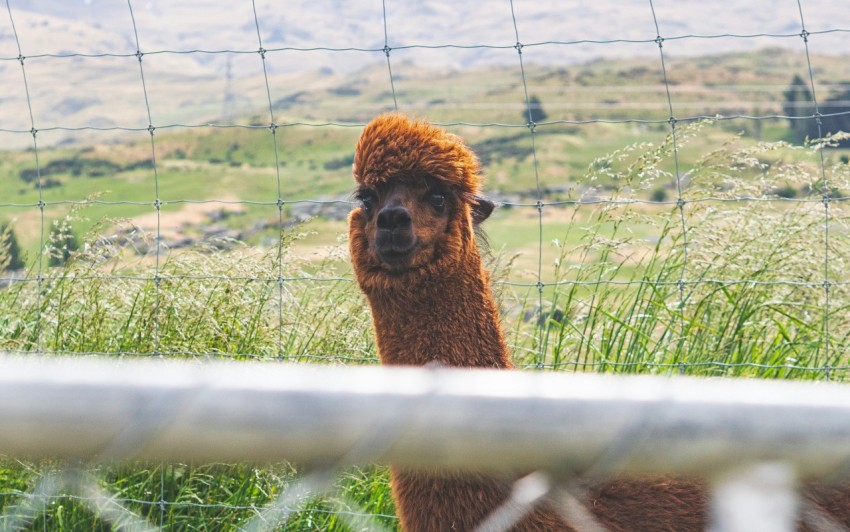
[469,195,495,225]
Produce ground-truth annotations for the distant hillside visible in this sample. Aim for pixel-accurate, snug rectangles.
[1,0,849,149]
[0,45,849,149]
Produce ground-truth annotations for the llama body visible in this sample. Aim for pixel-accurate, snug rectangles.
[348,113,570,529]
[348,113,850,531]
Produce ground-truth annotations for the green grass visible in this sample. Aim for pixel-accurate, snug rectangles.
[0,462,396,531]
[1,45,850,527]
[0,225,388,530]
[2,128,850,529]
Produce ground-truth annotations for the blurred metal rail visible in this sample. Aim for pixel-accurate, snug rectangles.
[2,354,850,531]
[2,354,850,473]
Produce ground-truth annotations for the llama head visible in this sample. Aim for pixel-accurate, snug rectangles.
[348,113,494,285]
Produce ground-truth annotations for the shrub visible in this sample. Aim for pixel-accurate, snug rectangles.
[526,94,548,124]
[773,184,798,198]
[650,187,668,202]
[0,223,25,271]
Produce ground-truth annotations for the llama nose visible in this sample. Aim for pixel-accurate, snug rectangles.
[377,205,412,231]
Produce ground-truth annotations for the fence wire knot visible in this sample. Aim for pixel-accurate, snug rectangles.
[655,35,665,47]
[514,42,524,54]
[153,199,162,210]
[800,29,810,42]
[269,123,278,134]
[382,45,392,57]
[29,128,37,138]
[135,50,143,62]
[276,198,285,208]
[37,200,45,210]
[17,54,25,65]
[258,47,266,59]
[527,120,537,132]
[147,125,155,136]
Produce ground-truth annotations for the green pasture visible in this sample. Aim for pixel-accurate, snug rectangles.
[2,49,850,530]
[6,117,846,266]
[2,134,849,531]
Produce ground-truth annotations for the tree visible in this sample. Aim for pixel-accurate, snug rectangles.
[819,88,850,148]
[526,95,548,124]
[783,74,813,143]
[783,75,850,147]
[0,223,25,271]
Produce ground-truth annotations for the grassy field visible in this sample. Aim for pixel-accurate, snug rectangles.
[2,128,849,529]
[3,47,850,254]
[1,49,850,529]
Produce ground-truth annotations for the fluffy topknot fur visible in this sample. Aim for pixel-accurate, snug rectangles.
[353,112,481,197]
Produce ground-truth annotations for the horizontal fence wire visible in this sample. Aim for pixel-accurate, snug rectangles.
[6,195,850,209]
[2,0,850,529]
[3,273,850,287]
[2,27,850,62]
[2,111,850,134]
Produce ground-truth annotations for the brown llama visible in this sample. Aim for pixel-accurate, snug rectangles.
[347,113,850,531]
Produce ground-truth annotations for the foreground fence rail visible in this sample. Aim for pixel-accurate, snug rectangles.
[1,354,850,531]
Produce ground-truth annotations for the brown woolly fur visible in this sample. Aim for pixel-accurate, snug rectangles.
[348,113,850,531]
[354,112,481,197]
[349,113,567,529]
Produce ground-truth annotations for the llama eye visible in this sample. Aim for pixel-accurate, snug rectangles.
[357,191,377,214]
[428,192,446,211]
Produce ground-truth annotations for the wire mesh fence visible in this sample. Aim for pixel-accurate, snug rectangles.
[1,0,850,529]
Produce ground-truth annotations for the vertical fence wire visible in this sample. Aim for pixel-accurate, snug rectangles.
[381,0,399,110]
[250,0,287,359]
[795,0,833,379]
[125,1,168,526]
[4,7,49,528]
[508,0,547,369]
[127,0,163,357]
[4,0,44,355]
[648,0,690,370]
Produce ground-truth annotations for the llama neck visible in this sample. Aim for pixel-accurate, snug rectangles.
[364,256,511,368]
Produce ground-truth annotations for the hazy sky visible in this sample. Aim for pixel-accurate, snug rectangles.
[7,0,849,73]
